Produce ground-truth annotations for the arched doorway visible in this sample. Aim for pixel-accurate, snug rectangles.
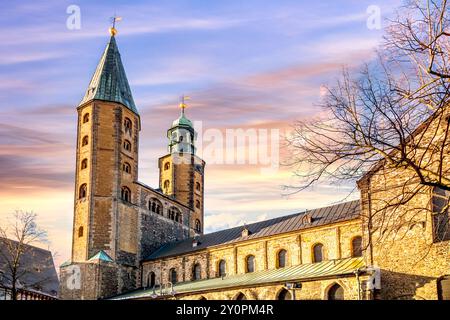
[327,283,344,300]
[147,272,156,288]
[277,288,292,300]
[235,292,247,300]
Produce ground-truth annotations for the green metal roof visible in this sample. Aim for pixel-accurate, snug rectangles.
[110,257,365,300]
[79,36,138,114]
[88,250,113,262]
[171,109,193,129]
[60,260,71,267]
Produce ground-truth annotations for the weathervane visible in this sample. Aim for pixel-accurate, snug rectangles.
[109,14,122,36]
[179,94,191,115]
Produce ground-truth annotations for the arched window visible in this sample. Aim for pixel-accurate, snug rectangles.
[193,263,201,281]
[246,255,255,273]
[163,180,170,193]
[82,113,89,123]
[235,293,247,300]
[432,186,450,242]
[78,226,84,237]
[327,283,344,300]
[175,211,182,223]
[168,208,175,220]
[149,198,162,215]
[121,186,131,202]
[81,135,89,147]
[169,268,177,284]
[123,162,131,174]
[312,243,324,263]
[432,186,450,214]
[195,219,201,233]
[79,184,87,199]
[277,249,287,268]
[351,236,363,257]
[81,158,88,170]
[277,288,292,300]
[124,117,132,133]
[195,182,201,191]
[147,272,156,288]
[195,200,201,209]
[164,162,170,171]
[123,140,132,152]
[218,260,226,277]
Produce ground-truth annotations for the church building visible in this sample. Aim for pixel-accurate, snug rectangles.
[59,27,449,300]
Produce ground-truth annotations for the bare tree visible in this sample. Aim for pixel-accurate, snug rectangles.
[286,0,450,250]
[0,211,50,300]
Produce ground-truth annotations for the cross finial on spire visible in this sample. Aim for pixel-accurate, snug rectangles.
[109,14,122,36]
[179,94,190,115]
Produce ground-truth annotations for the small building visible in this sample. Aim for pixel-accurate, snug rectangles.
[0,238,59,300]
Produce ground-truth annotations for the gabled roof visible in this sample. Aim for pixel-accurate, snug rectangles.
[0,238,59,297]
[145,200,360,261]
[88,250,113,262]
[111,257,365,300]
[79,35,138,114]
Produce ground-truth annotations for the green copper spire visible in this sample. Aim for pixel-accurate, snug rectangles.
[88,250,113,262]
[79,35,138,114]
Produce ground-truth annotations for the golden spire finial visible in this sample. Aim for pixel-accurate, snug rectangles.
[109,15,122,36]
[179,95,191,115]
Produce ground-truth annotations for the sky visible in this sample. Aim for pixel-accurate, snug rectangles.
[0,0,402,266]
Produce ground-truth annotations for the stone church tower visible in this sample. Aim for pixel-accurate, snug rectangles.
[59,28,204,300]
[158,99,205,234]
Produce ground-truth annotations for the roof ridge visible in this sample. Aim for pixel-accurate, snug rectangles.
[145,200,360,261]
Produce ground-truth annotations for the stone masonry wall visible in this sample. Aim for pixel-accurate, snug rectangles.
[142,219,363,294]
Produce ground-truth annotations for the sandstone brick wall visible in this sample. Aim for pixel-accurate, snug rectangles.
[358,111,450,300]
[175,276,366,300]
[142,219,362,295]
[59,261,140,300]
[137,185,192,260]
[158,153,205,233]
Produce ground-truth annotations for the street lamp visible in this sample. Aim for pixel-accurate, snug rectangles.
[284,282,302,300]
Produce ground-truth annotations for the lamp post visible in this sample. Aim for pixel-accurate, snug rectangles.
[284,282,302,300]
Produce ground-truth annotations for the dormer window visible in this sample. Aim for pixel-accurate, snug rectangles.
[192,237,200,247]
[302,213,313,224]
[241,227,250,237]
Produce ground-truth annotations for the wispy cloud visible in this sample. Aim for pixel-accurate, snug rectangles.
[0,0,399,264]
